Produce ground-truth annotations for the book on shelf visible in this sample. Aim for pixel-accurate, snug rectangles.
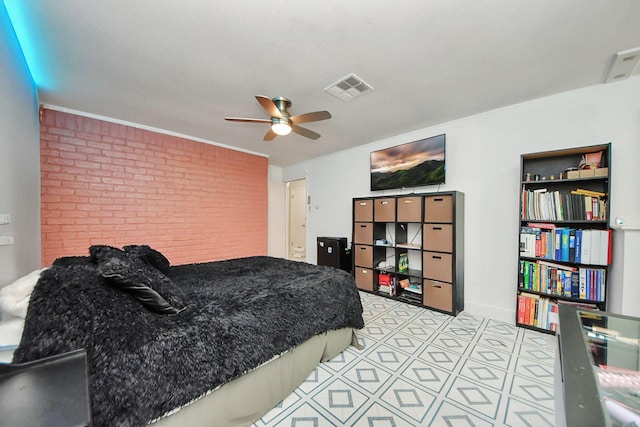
[527,222,556,229]
[521,188,607,221]
[398,278,411,288]
[568,229,576,262]
[596,229,612,266]
[584,196,593,220]
[390,276,397,296]
[572,188,606,198]
[556,299,600,311]
[521,226,611,266]
[581,230,592,264]
[560,228,570,262]
[519,226,538,257]
[519,259,606,302]
[404,283,422,294]
[517,292,559,331]
[589,230,601,266]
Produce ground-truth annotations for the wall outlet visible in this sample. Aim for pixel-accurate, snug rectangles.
[0,214,9,225]
[0,236,14,245]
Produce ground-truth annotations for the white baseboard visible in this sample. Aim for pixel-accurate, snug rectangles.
[463,300,515,324]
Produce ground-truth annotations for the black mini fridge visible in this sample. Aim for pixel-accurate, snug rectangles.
[317,237,350,272]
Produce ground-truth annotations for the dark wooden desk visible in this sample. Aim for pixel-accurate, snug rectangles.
[556,305,640,427]
[0,349,91,427]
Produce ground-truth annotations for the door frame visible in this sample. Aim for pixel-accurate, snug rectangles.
[286,178,307,261]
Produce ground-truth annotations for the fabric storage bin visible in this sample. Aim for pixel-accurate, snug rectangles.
[354,223,373,244]
[423,224,453,252]
[423,280,453,312]
[423,251,453,283]
[355,268,374,291]
[424,195,453,223]
[397,196,422,222]
[354,199,373,222]
[354,244,373,268]
[374,198,396,222]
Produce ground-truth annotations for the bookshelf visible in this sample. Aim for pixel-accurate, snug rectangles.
[517,143,612,333]
[353,191,464,315]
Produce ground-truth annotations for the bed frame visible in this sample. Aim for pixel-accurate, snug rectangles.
[151,328,359,427]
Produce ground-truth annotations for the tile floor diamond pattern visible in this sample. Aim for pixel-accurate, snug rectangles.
[255,292,557,426]
[429,401,496,427]
[401,325,435,341]
[447,377,501,419]
[419,347,461,372]
[401,359,450,393]
[312,379,369,424]
[515,360,554,384]
[393,389,424,408]
[518,346,554,364]
[353,402,418,427]
[504,397,555,426]
[380,378,436,423]
[343,361,393,394]
[431,334,470,355]
[328,389,354,408]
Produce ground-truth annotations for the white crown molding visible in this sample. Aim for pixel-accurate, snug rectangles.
[40,103,269,159]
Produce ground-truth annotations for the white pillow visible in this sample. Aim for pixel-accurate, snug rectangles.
[0,268,47,319]
[0,317,25,347]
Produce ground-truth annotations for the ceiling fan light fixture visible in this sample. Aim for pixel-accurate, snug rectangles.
[271,118,292,135]
[226,95,330,141]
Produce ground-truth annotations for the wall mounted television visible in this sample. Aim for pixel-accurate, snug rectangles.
[370,134,445,191]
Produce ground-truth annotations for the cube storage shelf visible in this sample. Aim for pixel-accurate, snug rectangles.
[352,191,464,316]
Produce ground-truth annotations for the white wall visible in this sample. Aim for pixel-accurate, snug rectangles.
[610,228,640,318]
[280,77,640,323]
[0,4,41,287]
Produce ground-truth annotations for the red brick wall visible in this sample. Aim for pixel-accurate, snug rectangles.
[40,108,268,266]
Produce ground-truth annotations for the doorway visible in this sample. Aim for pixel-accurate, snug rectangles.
[287,179,307,261]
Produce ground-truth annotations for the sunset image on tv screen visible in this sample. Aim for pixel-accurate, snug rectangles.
[370,134,445,191]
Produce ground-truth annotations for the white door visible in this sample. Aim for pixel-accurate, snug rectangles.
[287,179,307,260]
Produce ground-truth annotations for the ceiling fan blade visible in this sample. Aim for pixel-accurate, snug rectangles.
[263,128,277,141]
[290,110,331,125]
[255,95,283,118]
[291,124,320,140]
[225,117,271,123]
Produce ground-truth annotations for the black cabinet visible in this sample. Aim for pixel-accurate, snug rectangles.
[317,237,350,272]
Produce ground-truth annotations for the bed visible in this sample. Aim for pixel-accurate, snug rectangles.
[5,245,364,426]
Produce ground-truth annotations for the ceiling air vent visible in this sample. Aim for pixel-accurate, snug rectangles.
[604,47,640,83]
[325,73,373,102]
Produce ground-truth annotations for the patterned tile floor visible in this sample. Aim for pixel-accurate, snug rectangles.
[253,292,557,427]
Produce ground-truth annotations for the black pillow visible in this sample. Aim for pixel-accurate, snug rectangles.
[52,256,92,267]
[122,245,171,274]
[89,245,186,315]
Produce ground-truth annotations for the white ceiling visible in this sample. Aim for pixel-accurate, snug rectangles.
[8,0,640,166]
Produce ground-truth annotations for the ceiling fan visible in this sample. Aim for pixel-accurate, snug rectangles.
[225,96,331,141]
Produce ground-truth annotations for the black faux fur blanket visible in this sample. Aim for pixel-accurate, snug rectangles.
[14,255,364,426]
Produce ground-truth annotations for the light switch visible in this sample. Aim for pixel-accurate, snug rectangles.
[0,214,9,225]
[0,236,14,245]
